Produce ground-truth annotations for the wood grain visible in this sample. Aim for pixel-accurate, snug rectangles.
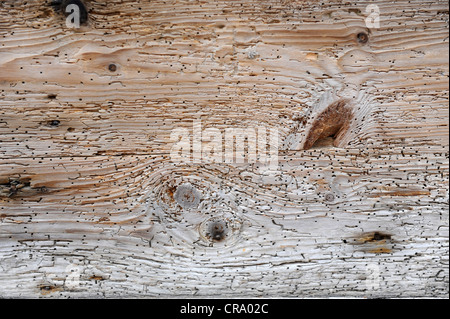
[0,0,448,298]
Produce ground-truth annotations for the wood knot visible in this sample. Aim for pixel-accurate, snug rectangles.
[174,183,201,209]
[350,231,394,254]
[108,64,117,72]
[202,218,229,243]
[357,32,369,44]
[197,215,243,247]
[39,284,60,295]
[324,193,335,202]
[367,232,392,242]
[209,220,227,241]
[38,186,49,193]
[355,231,392,244]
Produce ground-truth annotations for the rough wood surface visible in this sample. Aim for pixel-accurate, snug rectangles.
[0,0,448,298]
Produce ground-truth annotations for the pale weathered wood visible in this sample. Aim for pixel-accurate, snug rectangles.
[0,0,448,298]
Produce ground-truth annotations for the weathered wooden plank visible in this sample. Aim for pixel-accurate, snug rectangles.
[0,0,448,298]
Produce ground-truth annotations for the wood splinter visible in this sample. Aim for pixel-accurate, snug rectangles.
[302,99,353,150]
